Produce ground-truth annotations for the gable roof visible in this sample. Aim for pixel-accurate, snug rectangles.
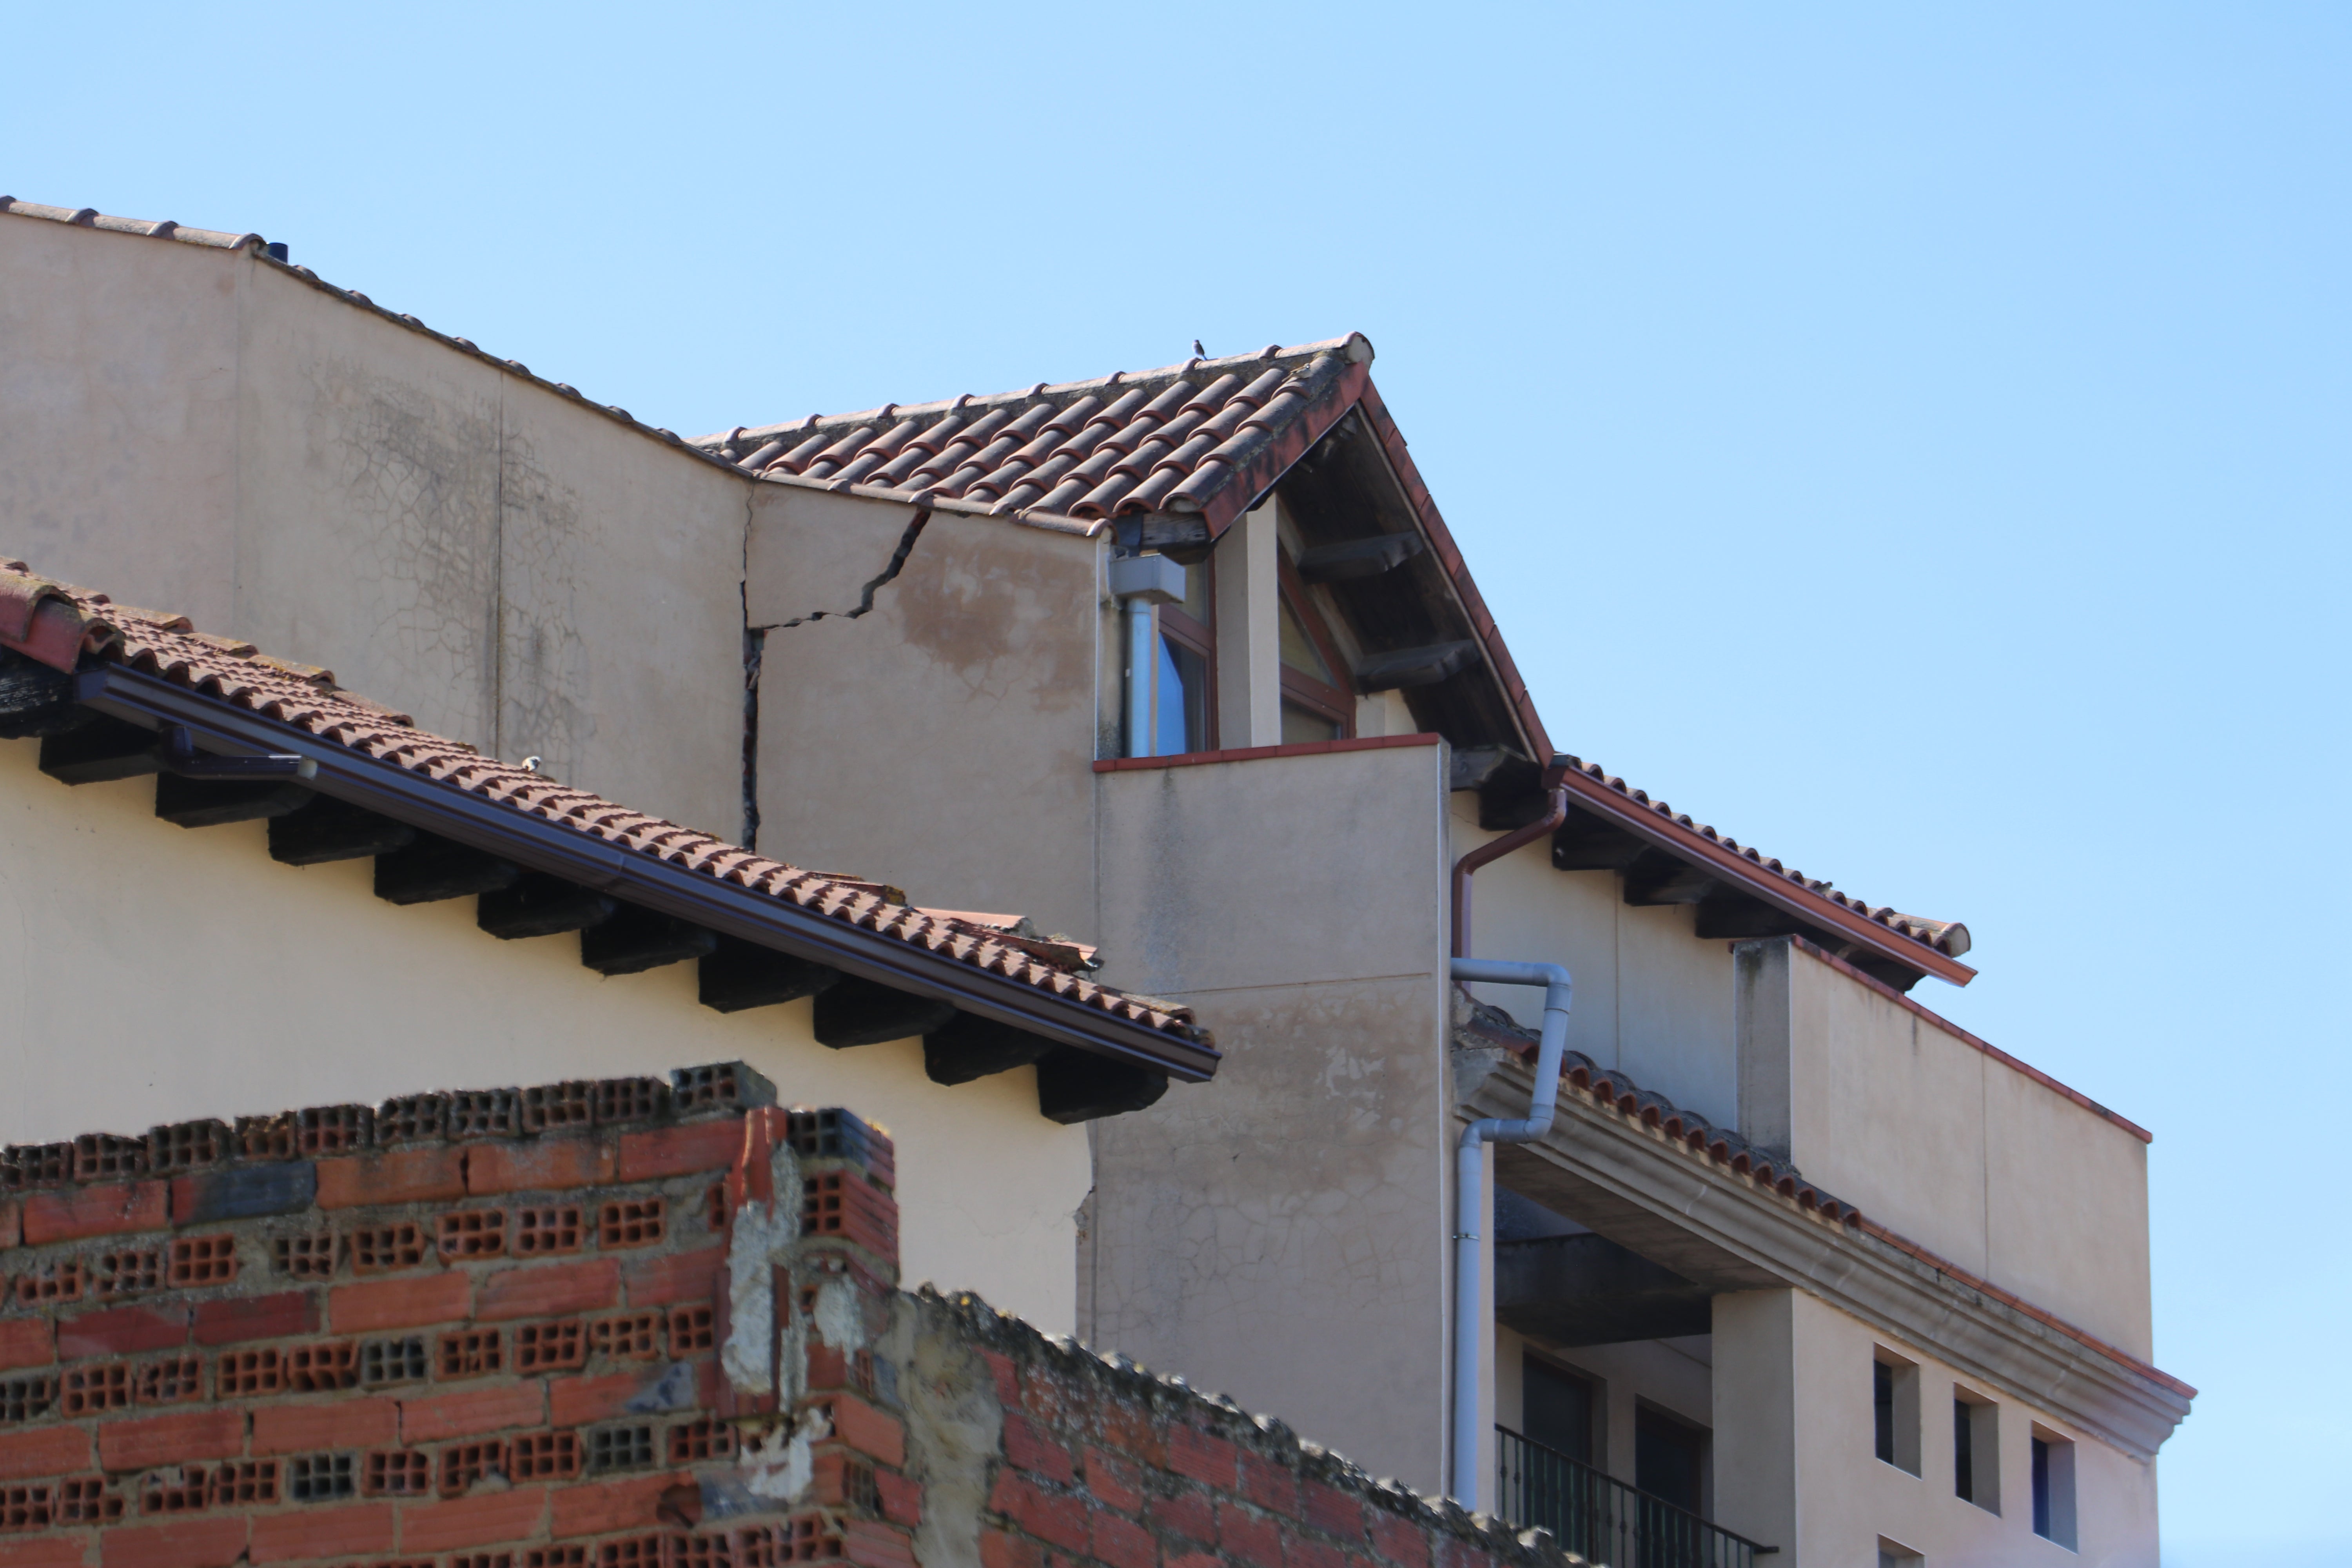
[0,561,1214,1079]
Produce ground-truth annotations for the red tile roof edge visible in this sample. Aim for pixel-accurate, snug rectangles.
[1783,936,2150,1142]
[1090,734,1443,773]
[0,560,1209,1060]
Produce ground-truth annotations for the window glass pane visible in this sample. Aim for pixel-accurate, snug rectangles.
[1278,597,1332,682]
[1157,634,1209,755]
[1633,1408,1703,1515]
[1281,701,1342,746]
[1522,1362,1593,1464]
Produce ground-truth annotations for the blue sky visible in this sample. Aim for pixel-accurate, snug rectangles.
[8,5,2345,1560]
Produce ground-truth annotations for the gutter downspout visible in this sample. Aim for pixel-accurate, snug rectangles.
[1448,955,1572,1513]
[1450,773,1568,961]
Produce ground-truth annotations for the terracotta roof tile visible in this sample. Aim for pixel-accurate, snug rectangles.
[0,559,1201,1046]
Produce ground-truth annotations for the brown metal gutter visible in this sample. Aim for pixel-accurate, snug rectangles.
[1451,779,1568,963]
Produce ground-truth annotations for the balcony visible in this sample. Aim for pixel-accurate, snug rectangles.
[1495,1427,1775,1568]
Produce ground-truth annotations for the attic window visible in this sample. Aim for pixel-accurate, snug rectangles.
[1276,556,1352,745]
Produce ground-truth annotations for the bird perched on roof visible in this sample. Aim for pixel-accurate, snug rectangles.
[1192,339,1205,358]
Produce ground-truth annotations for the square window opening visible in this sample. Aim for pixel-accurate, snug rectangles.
[1953,1389,2000,1515]
[2032,1425,2078,1551]
[1873,1347,1920,1475]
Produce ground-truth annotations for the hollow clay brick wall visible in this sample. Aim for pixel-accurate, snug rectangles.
[0,1062,1579,1568]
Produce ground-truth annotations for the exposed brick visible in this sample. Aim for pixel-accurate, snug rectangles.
[395,1486,548,1553]
[253,1396,398,1455]
[249,1501,396,1563]
[979,1529,1043,1568]
[0,1537,87,1568]
[0,1424,92,1481]
[1002,1412,1076,1484]
[475,1258,619,1322]
[99,1517,247,1568]
[170,1162,317,1225]
[987,1471,1088,1554]
[1219,1500,1281,1568]
[1300,1482,1364,1541]
[1147,1488,1216,1548]
[22,1183,168,1246]
[0,1320,51,1373]
[1167,1426,1238,1489]
[616,1121,744,1182]
[875,1467,923,1527]
[621,1245,724,1308]
[1098,1400,1165,1468]
[192,1291,317,1346]
[1167,1555,1223,1568]
[548,1470,691,1538]
[548,1370,658,1428]
[97,1407,243,1470]
[845,1519,918,1568]
[822,1392,906,1468]
[56,1306,188,1361]
[1366,1512,1432,1568]
[1285,1533,1348,1568]
[1085,1448,1143,1514]
[399,1382,546,1443]
[1241,1452,1299,1517]
[980,1350,1021,1407]
[328,1272,471,1333]
[0,1200,18,1251]
[314,1147,467,1210]
[1093,1511,1157,1568]
[465,1136,617,1195]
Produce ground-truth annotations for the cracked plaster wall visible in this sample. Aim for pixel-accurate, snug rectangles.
[0,222,748,838]
[746,486,1103,937]
[1086,743,1454,1492]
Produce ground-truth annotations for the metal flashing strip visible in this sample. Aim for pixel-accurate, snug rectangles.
[74,664,1217,1082]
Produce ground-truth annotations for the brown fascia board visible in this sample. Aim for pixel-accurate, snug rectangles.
[67,663,1218,1082]
[1341,380,1976,989]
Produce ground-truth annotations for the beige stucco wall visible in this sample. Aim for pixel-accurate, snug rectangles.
[1773,943,2154,1357]
[0,740,1089,1334]
[1,216,750,841]
[748,487,1104,939]
[1085,744,1453,1492]
[1450,802,1740,1130]
[1716,1288,2158,1568]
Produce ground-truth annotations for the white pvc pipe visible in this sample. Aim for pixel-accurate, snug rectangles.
[1124,597,1154,759]
[1448,956,1573,1512]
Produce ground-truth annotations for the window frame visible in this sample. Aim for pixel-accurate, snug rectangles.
[1155,555,1217,754]
[1274,554,1354,739]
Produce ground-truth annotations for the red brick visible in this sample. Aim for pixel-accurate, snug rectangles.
[1301,1482,1363,1541]
[192,1291,317,1346]
[254,1397,398,1455]
[845,1519,917,1568]
[328,1272,471,1332]
[476,1258,618,1321]
[1168,1426,1238,1488]
[249,1501,396,1563]
[980,1350,1021,1407]
[622,1245,725,1307]
[399,1382,546,1443]
[876,1468,923,1527]
[1220,1501,1282,1567]
[987,1471,1088,1554]
[1098,1401,1165,1468]
[0,1200,18,1250]
[98,1408,242,1470]
[1003,1412,1076,1484]
[0,1424,92,1481]
[1241,1452,1299,1517]
[1093,1512,1156,1568]
[1285,1534,1347,1568]
[980,1529,1043,1568]
[22,1183,167,1245]
[823,1392,906,1468]
[548,1370,650,1427]
[617,1120,744,1181]
[314,1146,467,1210]
[1148,1489,1216,1548]
[549,1470,691,1538]
[100,1517,246,1568]
[1167,1554,1223,1568]
[56,1307,188,1361]
[1085,1448,1143,1513]
[0,1537,86,1568]
[1366,1512,1431,1568]
[0,1319,51,1372]
[396,1486,547,1553]
[465,1136,617,1194]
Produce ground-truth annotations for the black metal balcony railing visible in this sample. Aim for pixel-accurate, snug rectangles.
[1494,1427,1775,1568]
